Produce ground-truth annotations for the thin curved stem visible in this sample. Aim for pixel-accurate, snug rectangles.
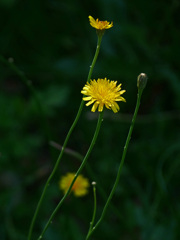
[37,112,104,240]
[87,36,102,82]
[27,35,103,240]
[86,90,143,239]
[86,183,97,240]
[49,141,123,221]
[28,100,84,240]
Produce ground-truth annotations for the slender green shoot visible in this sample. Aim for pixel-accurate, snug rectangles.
[27,35,103,240]
[86,73,147,239]
[50,141,123,221]
[86,182,97,240]
[37,111,104,240]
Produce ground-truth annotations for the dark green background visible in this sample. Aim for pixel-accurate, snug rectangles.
[0,0,180,239]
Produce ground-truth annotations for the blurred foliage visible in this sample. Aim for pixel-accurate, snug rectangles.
[0,0,180,239]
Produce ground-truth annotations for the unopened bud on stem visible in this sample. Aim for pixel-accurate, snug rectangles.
[92,181,96,186]
[137,73,147,91]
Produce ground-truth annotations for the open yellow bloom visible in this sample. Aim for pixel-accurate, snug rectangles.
[88,16,113,30]
[81,78,126,113]
[59,173,89,197]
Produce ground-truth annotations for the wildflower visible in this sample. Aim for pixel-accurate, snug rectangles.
[59,173,90,197]
[88,16,113,31]
[81,78,126,113]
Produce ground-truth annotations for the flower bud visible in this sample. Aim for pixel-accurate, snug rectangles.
[92,181,96,186]
[137,73,147,91]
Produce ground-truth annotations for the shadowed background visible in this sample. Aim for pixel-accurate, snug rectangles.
[0,0,180,239]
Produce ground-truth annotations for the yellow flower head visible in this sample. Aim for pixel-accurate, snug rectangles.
[81,78,126,113]
[59,173,90,197]
[88,16,113,30]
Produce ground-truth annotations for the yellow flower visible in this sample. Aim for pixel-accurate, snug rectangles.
[88,16,113,30]
[81,78,126,113]
[59,173,90,197]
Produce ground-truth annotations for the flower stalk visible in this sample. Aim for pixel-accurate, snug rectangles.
[86,74,147,239]
[86,182,97,240]
[37,111,104,240]
[27,27,103,240]
[87,35,102,83]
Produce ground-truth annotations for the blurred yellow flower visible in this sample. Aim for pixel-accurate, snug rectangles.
[81,78,126,113]
[59,173,90,197]
[88,16,113,30]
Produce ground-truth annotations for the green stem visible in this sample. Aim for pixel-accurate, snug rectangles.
[28,100,84,240]
[37,112,104,240]
[50,141,123,221]
[87,36,102,83]
[86,90,143,239]
[86,183,97,240]
[27,35,103,240]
